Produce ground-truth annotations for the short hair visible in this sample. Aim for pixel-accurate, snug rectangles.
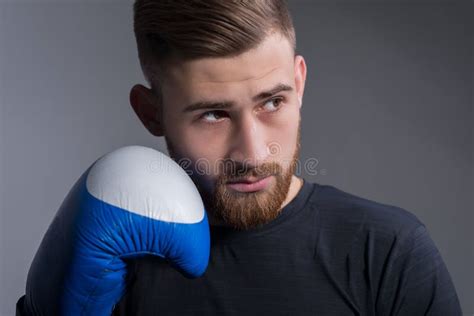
[133,0,296,97]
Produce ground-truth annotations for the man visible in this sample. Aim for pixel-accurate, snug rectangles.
[16,0,462,315]
[115,0,462,315]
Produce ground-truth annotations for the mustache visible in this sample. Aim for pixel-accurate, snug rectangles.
[219,160,282,182]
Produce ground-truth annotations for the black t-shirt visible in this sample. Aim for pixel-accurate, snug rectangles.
[16,179,462,315]
[112,179,462,315]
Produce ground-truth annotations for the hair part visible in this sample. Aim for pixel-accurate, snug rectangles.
[133,0,296,95]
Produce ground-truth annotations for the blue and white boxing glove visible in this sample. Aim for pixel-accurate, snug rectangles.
[21,145,210,315]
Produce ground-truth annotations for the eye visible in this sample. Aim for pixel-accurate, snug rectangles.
[262,97,284,112]
[199,110,227,124]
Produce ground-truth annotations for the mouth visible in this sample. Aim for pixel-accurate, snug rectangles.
[227,176,268,184]
[226,175,272,193]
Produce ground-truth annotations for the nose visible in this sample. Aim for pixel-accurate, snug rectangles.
[229,112,269,167]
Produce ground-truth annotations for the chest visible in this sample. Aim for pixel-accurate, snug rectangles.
[124,242,370,316]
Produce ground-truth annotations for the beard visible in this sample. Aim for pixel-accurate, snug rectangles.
[165,122,301,231]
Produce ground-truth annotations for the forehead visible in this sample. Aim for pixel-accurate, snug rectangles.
[161,33,295,97]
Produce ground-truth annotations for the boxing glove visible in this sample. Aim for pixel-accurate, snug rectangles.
[21,145,210,315]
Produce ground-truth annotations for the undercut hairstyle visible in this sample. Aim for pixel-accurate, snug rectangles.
[133,0,296,99]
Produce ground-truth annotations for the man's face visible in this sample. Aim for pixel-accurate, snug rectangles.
[138,32,306,230]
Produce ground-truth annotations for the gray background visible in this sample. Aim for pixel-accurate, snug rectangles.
[0,0,472,315]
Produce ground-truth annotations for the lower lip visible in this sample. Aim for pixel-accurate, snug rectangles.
[227,176,272,193]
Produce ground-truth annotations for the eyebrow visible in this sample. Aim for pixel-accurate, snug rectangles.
[182,83,293,113]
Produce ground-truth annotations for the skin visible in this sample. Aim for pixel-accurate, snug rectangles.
[129,31,307,230]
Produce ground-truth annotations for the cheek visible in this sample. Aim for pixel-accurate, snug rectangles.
[185,133,215,160]
[164,110,211,158]
[173,127,227,177]
[268,110,300,160]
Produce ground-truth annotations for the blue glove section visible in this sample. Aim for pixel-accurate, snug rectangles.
[23,146,210,315]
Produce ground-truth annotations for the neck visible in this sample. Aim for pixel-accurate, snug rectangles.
[280,175,304,210]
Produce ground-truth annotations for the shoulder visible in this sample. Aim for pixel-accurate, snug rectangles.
[307,182,462,313]
[308,182,425,245]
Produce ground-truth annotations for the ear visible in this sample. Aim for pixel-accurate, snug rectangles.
[294,55,307,109]
[129,84,164,137]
